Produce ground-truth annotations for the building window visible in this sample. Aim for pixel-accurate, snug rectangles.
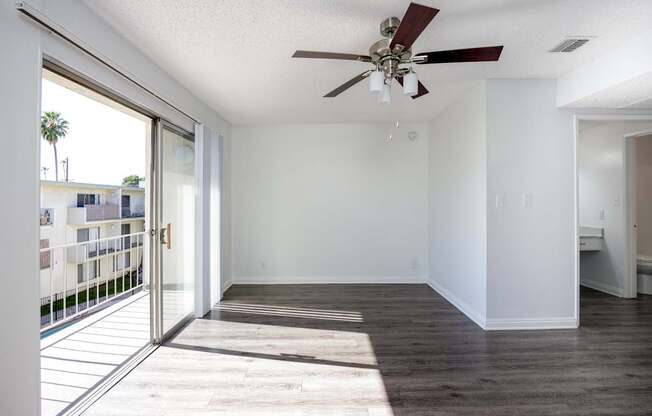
[113,252,131,272]
[78,260,99,283]
[77,193,100,207]
[77,227,100,256]
[40,208,54,226]
[121,223,131,248]
[40,239,51,269]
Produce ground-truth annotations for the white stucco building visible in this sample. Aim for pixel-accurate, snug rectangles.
[39,180,147,310]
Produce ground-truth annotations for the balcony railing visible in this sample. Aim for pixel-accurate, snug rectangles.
[66,237,144,262]
[39,231,147,331]
[67,204,120,224]
[121,205,145,218]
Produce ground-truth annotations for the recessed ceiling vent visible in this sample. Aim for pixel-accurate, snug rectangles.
[549,38,590,53]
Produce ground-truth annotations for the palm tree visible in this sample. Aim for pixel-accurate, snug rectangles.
[41,111,69,181]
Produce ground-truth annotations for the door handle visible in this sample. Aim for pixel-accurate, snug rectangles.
[160,223,171,249]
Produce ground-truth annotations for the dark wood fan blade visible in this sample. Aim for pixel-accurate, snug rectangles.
[415,46,504,64]
[324,71,372,97]
[390,3,439,51]
[293,50,371,62]
[395,77,429,99]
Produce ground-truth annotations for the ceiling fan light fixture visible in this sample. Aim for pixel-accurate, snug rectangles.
[403,72,418,96]
[291,3,503,101]
[369,70,384,93]
[380,83,391,104]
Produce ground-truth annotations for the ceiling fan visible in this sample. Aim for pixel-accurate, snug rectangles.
[292,2,503,103]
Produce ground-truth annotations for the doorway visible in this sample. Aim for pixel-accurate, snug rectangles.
[576,117,652,311]
[38,63,197,415]
[624,131,652,298]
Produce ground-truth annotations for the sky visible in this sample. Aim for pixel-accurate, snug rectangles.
[40,76,148,186]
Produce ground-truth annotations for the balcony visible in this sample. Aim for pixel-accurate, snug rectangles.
[42,232,146,328]
[121,204,145,219]
[67,204,120,224]
[39,232,149,415]
[40,292,150,416]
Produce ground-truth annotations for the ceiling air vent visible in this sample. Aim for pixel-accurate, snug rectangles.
[549,38,590,53]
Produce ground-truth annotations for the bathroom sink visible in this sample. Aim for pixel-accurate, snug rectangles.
[579,226,603,252]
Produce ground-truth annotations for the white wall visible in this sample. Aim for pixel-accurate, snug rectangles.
[231,123,428,283]
[486,79,576,329]
[636,135,652,257]
[0,1,231,414]
[0,2,42,414]
[579,122,652,296]
[426,80,578,330]
[427,83,487,328]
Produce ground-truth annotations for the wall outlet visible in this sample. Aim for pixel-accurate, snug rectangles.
[260,260,267,270]
[410,258,419,271]
[522,193,533,208]
[599,209,605,221]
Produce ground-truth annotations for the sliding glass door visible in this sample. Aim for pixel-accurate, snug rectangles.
[154,121,196,340]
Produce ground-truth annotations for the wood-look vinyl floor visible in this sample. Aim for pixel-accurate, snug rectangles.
[84,285,652,416]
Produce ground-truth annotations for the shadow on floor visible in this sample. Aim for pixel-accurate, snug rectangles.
[158,285,652,415]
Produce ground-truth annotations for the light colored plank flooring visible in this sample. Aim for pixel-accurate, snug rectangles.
[84,285,652,416]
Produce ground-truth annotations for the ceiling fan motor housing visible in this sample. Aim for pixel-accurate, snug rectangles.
[371,16,414,80]
[380,16,400,37]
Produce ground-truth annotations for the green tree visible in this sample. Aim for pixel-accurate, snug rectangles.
[40,111,69,181]
[122,175,144,187]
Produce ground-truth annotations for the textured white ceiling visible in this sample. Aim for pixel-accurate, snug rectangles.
[83,0,652,124]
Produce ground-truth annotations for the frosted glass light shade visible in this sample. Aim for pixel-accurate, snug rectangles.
[380,83,391,104]
[403,72,418,96]
[369,71,384,93]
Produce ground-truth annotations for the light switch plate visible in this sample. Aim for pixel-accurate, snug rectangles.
[495,194,505,208]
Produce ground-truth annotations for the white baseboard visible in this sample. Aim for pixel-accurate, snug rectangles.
[426,280,486,329]
[233,276,427,284]
[580,277,624,297]
[485,317,578,331]
[221,280,233,297]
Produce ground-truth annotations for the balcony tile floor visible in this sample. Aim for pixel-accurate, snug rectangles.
[40,293,150,416]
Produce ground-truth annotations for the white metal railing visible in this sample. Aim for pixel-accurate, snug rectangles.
[39,231,147,332]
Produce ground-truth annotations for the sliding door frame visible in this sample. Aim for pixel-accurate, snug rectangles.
[33,14,204,408]
[151,118,197,344]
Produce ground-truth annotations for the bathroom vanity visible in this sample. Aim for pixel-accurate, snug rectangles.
[579,226,604,252]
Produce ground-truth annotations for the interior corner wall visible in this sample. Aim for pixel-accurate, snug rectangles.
[230,123,428,284]
[486,79,576,329]
[427,82,488,328]
[578,123,652,296]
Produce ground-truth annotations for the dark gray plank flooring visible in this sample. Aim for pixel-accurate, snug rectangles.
[85,285,652,416]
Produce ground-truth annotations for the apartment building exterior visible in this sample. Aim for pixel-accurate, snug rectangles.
[39,180,147,322]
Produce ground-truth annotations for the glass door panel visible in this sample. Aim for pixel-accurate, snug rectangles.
[159,124,195,337]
